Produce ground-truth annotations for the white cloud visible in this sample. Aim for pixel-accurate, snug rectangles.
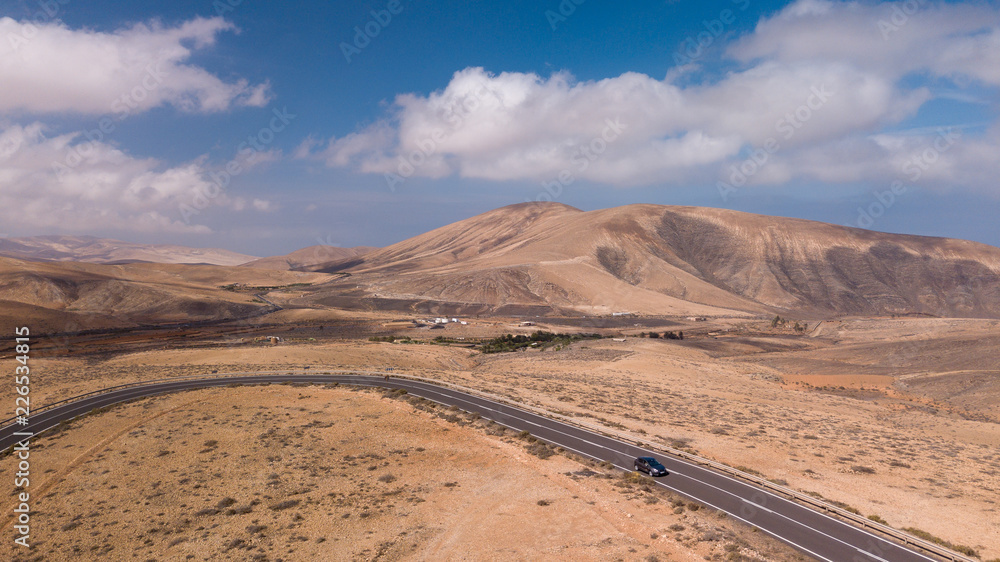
[241,149,282,170]
[731,0,1000,86]
[0,123,251,233]
[311,64,924,186]
[0,16,271,115]
[727,124,999,196]
[309,0,1000,193]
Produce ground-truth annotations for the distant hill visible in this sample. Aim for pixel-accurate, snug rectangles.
[241,245,377,271]
[303,202,1000,318]
[0,256,333,333]
[0,235,257,266]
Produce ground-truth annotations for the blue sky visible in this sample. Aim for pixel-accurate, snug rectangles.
[0,0,998,256]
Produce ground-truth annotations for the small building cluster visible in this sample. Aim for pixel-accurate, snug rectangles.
[427,317,467,325]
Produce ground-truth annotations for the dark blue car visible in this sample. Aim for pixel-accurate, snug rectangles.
[634,456,668,476]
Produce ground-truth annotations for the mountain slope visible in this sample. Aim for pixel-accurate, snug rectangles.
[0,257,333,333]
[240,245,377,270]
[0,235,257,266]
[306,203,1000,317]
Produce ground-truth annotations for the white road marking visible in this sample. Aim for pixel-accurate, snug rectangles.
[402,380,940,562]
[400,380,934,562]
[742,499,774,514]
[4,373,943,562]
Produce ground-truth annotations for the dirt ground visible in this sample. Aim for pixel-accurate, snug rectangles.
[7,314,1000,560]
[0,385,802,561]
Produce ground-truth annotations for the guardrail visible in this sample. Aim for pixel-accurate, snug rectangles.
[383,373,977,562]
[1,369,978,562]
[631,440,976,562]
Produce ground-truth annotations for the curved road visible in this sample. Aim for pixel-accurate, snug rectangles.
[2,374,942,562]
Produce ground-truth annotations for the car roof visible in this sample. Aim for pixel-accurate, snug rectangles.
[639,456,656,461]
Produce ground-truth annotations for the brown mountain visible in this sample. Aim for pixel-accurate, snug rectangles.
[241,245,377,271]
[0,257,332,333]
[0,235,257,266]
[305,202,1000,318]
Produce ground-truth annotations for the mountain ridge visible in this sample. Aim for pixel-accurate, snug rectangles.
[241,245,378,270]
[304,202,1000,318]
[0,235,258,266]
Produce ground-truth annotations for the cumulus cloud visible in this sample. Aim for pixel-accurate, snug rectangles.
[308,0,1000,192]
[309,64,925,187]
[0,16,271,115]
[0,123,265,233]
[731,0,1000,86]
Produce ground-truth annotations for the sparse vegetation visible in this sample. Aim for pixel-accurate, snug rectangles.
[12,378,911,561]
[648,331,683,339]
[903,527,979,558]
[525,441,555,459]
[479,331,601,353]
[269,499,300,511]
[216,497,237,509]
[220,282,312,292]
[369,335,414,343]
[771,316,806,332]
[9,297,1000,560]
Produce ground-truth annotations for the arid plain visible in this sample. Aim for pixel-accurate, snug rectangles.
[3,312,998,560]
[2,203,999,560]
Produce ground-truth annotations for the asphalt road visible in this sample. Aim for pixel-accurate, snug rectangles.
[1,374,941,562]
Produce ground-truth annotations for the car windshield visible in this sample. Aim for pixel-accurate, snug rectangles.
[650,461,665,468]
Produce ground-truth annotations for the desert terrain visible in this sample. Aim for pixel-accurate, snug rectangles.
[5,311,997,559]
[240,245,377,271]
[300,203,1000,318]
[0,235,258,266]
[0,384,803,561]
[2,203,999,560]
